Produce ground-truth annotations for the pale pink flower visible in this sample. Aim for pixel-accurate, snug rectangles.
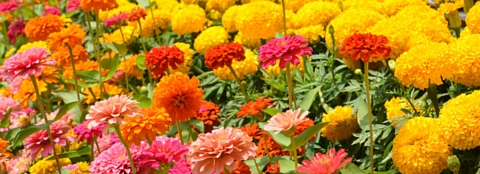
[104,12,128,27]
[189,127,257,174]
[63,163,79,171]
[139,136,188,169]
[264,108,309,135]
[259,35,312,69]
[297,148,352,174]
[0,95,21,120]
[6,149,32,174]
[23,120,74,158]
[43,6,61,16]
[0,47,53,84]
[94,133,120,156]
[89,141,148,174]
[66,0,80,12]
[86,95,142,132]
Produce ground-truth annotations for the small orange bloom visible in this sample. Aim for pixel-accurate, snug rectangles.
[340,33,391,62]
[48,23,86,51]
[121,107,172,145]
[127,7,147,22]
[0,138,13,161]
[194,100,220,133]
[153,73,203,122]
[222,161,252,174]
[237,96,275,120]
[239,123,263,140]
[205,42,245,70]
[146,46,184,79]
[24,15,65,41]
[80,0,118,14]
[51,45,89,67]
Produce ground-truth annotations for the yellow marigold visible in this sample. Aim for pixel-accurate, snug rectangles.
[281,0,317,12]
[154,0,179,12]
[236,1,283,39]
[80,0,119,14]
[29,157,71,174]
[440,90,480,150]
[4,47,15,59]
[466,3,480,34]
[100,26,139,44]
[438,0,463,14]
[234,31,262,49]
[213,49,259,80]
[392,117,451,174]
[51,45,89,67]
[394,42,453,90]
[170,42,194,74]
[222,5,241,32]
[121,107,172,145]
[294,25,325,44]
[181,0,199,4]
[194,26,230,54]
[384,97,425,127]
[119,54,144,80]
[0,138,12,161]
[83,83,123,104]
[240,0,274,3]
[207,10,222,21]
[25,15,65,41]
[461,26,474,36]
[17,41,49,53]
[98,3,138,21]
[265,56,308,77]
[381,0,428,16]
[320,106,359,142]
[342,0,383,13]
[293,1,341,29]
[171,4,207,36]
[206,0,235,13]
[14,78,47,107]
[132,8,171,38]
[70,162,90,174]
[448,35,480,87]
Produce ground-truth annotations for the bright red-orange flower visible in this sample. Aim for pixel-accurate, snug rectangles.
[205,42,245,70]
[153,73,203,122]
[237,96,275,120]
[47,23,86,51]
[194,100,220,133]
[146,46,184,79]
[239,123,263,140]
[24,14,64,41]
[80,0,118,14]
[340,33,391,62]
[127,7,147,22]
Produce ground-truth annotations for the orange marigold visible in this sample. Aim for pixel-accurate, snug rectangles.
[80,0,119,14]
[127,7,147,22]
[24,15,65,41]
[340,33,392,62]
[194,100,220,133]
[52,45,89,67]
[146,46,184,79]
[121,107,172,145]
[205,42,245,70]
[47,23,86,51]
[237,96,275,120]
[153,73,203,122]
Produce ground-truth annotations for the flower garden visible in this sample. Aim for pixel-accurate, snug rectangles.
[0,0,479,173]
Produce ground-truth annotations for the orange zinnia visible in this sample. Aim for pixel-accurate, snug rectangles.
[24,14,64,41]
[51,45,89,67]
[121,107,172,145]
[153,73,203,122]
[145,46,184,79]
[127,7,147,22]
[340,33,391,62]
[48,23,86,51]
[194,100,220,133]
[239,123,263,140]
[80,0,118,14]
[237,96,275,120]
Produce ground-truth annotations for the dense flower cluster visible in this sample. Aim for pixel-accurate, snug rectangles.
[145,45,184,79]
[235,1,283,39]
[121,107,172,145]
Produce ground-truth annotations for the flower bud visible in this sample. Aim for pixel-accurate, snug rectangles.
[354,69,362,75]
[448,10,462,29]
[388,60,396,71]
[447,155,460,173]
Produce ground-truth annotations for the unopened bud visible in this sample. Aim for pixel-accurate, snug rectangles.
[354,69,362,75]
[448,155,460,173]
[388,60,396,71]
[448,10,462,29]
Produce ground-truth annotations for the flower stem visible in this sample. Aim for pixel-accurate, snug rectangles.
[262,134,274,165]
[364,62,374,174]
[227,65,249,101]
[253,157,262,174]
[176,120,184,144]
[290,136,298,168]
[280,0,287,35]
[85,13,104,100]
[29,75,62,174]
[114,125,137,174]
[66,45,83,106]
[223,166,231,174]
[285,63,295,109]
[137,20,153,84]
[95,15,105,99]
[93,136,101,154]
[2,22,10,44]
[118,27,130,94]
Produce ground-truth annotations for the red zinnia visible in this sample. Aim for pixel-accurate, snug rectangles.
[205,42,245,70]
[340,33,392,62]
[145,45,184,79]
[194,100,220,133]
[127,7,147,22]
[237,96,275,120]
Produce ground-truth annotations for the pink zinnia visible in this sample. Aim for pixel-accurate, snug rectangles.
[297,148,352,174]
[6,149,32,174]
[66,0,80,12]
[104,12,128,27]
[7,19,26,44]
[94,133,120,156]
[139,136,188,169]
[0,95,21,121]
[259,35,312,69]
[86,95,142,132]
[89,142,148,173]
[43,6,61,16]
[189,127,257,174]
[0,47,53,84]
[0,1,19,13]
[23,120,74,159]
[264,108,309,135]
[74,121,104,144]
[168,159,192,174]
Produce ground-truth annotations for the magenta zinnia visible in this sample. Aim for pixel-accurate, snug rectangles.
[138,136,188,170]
[7,19,26,44]
[85,95,142,132]
[297,148,352,174]
[74,121,104,144]
[259,35,312,69]
[104,12,128,27]
[0,47,53,83]
[264,108,309,135]
[23,120,74,159]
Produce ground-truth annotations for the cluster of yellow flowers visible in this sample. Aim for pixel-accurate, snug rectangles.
[235,1,283,39]
[29,157,71,174]
[449,35,480,87]
[170,42,195,74]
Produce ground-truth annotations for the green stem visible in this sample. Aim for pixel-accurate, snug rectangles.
[223,166,231,174]
[87,87,97,102]
[227,65,249,101]
[253,158,262,174]
[118,27,130,94]
[290,136,298,168]
[280,0,287,35]
[285,63,295,109]
[91,139,95,161]
[93,136,101,154]
[137,21,153,84]
[95,15,105,99]
[262,134,274,165]
[85,13,104,100]
[114,125,137,174]
[30,75,62,174]
[66,45,83,106]
[427,82,440,118]
[177,120,184,144]
[364,62,374,174]
[2,22,10,44]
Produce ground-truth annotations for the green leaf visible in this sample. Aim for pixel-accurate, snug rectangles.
[262,108,281,117]
[1,107,12,128]
[47,146,91,160]
[136,55,147,70]
[339,162,367,174]
[33,4,43,17]
[54,91,84,103]
[244,156,269,173]
[103,54,120,81]
[146,1,157,8]
[293,122,328,149]
[54,101,81,122]
[147,83,154,99]
[299,86,320,111]
[132,95,152,108]
[278,158,296,173]
[12,124,47,148]
[357,97,370,130]
[76,70,101,83]
[189,119,204,133]
[136,0,150,8]
[22,7,37,19]
[6,127,21,141]
[258,122,291,149]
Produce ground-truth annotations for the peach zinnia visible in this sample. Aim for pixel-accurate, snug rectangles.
[120,107,172,145]
[152,73,203,122]
[340,33,392,62]
[48,23,86,51]
[86,95,142,132]
[264,108,309,136]
[24,14,65,41]
[189,127,257,174]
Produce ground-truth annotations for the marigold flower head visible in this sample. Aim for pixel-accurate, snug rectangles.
[194,100,220,133]
[145,45,184,79]
[233,31,262,49]
[153,73,203,122]
[206,0,235,13]
[7,19,26,44]
[127,7,147,22]
[118,54,144,80]
[24,120,74,159]
[294,25,325,44]
[29,156,71,174]
[297,148,351,174]
[321,106,359,142]
[440,90,480,150]
[264,108,308,136]
[86,95,142,132]
[14,78,47,107]
[237,96,275,120]
[189,127,257,174]
[25,15,65,41]
[382,0,430,16]
[222,5,241,32]
[0,47,53,84]
[67,0,81,12]
[121,107,172,146]
[236,1,283,39]
[134,9,171,37]
[384,97,424,127]
[211,49,258,80]
[259,35,312,69]
[80,0,119,14]
[100,25,140,44]
[205,42,245,70]
[449,34,480,87]
[105,11,128,27]
[340,33,391,62]
[392,117,452,174]
[138,136,188,169]
[293,1,341,28]
[6,149,31,174]
[194,26,230,54]
[74,122,104,145]
[48,24,86,51]
[89,142,148,173]
[171,4,207,36]
[466,3,480,34]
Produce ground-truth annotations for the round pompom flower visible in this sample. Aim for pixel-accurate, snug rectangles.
[24,14,65,41]
[340,33,391,62]
[89,142,148,173]
[189,127,257,174]
[30,157,71,174]
[171,4,207,36]
[194,26,230,54]
[145,45,184,79]
[80,0,119,14]
[212,49,259,80]
[384,97,424,127]
[138,136,188,169]
[205,42,245,70]
[48,23,86,51]
[52,45,89,67]
[297,148,352,174]
[259,35,312,69]
[466,3,480,34]
[104,11,128,27]
[449,34,480,87]
[0,47,53,84]
[222,5,241,33]
[24,120,75,158]
[439,90,480,150]
[321,106,359,142]
[74,121,104,145]
[236,1,283,39]
[127,7,147,22]
[392,117,452,174]
[85,95,143,132]
[205,0,235,13]
[264,108,309,136]
[152,73,203,122]
[293,1,341,28]
[120,107,172,146]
